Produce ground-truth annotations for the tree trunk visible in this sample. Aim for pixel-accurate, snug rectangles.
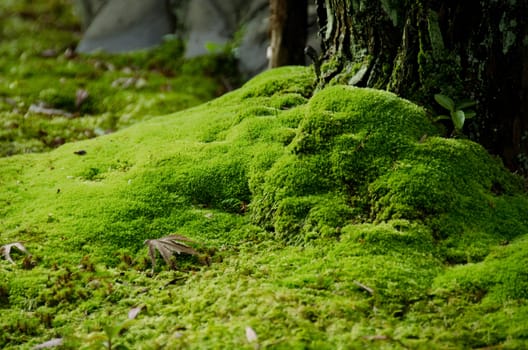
[315,0,528,172]
[269,0,308,68]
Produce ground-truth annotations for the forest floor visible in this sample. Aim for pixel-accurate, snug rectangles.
[1,1,528,349]
[0,0,237,158]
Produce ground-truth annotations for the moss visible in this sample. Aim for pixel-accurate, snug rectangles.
[175,155,251,212]
[0,1,237,158]
[1,38,528,348]
[253,86,444,240]
[380,0,400,26]
[426,9,445,56]
[433,236,528,303]
[241,66,315,99]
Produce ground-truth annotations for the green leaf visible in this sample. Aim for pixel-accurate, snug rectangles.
[119,319,136,331]
[103,325,120,340]
[464,111,476,119]
[433,115,450,122]
[457,99,477,110]
[434,94,455,111]
[204,41,224,54]
[451,110,465,131]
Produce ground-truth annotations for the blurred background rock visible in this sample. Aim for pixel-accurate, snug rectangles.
[73,0,319,78]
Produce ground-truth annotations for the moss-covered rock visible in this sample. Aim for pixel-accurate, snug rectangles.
[250,84,527,258]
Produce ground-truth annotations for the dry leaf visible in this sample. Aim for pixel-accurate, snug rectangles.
[75,89,89,108]
[27,102,73,117]
[111,77,134,89]
[363,335,389,341]
[245,326,258,342]
[40,49,57,58]
[134,78,147,89]
[32,337,63,349]
[144,234,198,271]
[128,305,144,320]
[1,242,30,264]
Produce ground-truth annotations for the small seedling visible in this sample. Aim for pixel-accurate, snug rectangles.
[434,94,476,134]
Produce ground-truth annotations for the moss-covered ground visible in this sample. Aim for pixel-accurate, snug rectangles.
[0,0,236,157]
[2,2,528,350]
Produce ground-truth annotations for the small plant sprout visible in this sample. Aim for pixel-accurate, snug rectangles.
[1,242,30,264]
[434,94,477,134]
[144,234,199,272]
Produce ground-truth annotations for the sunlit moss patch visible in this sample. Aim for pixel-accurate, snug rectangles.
[0,59,527,349]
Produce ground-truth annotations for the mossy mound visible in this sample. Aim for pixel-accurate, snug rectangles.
[0,66,314,265]
[1,66,528,349]
[252,85,525,251]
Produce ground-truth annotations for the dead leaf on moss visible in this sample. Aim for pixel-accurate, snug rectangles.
[144,234,198,271]
[75,88,89,108]
[40,49,57,58]
[245,326,258,342]
[1,242,30,264]
[128,305,145,319]
[32,337,63,349]
[27,102,73,117]
[111,76,147,89]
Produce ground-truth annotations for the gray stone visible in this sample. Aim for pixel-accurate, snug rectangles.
[236,5,270,77]
[182,0,233,58]
[76,0,174,53]
[74,0,321,78]
[181,0,264,57]
[177,0,270,77]
[72,0,108,29]
[178,0,319,77]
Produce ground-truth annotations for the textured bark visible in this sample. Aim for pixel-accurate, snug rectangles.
[269,0,308,68]
[315,0,528,171]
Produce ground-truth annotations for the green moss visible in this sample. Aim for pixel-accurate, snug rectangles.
[241,66,315,99]
[434,236,528,303]
[252,86,443,241]
[426,9,445,55]
[1,51,528,349]
[0,1,238,158]
[380,0,400,26]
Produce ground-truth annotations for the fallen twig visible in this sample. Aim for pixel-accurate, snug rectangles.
[27,103,73,118]
[353,280,374,295]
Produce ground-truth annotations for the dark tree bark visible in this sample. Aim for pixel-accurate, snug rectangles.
[315,0,528,172]
[269,0,308,68]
